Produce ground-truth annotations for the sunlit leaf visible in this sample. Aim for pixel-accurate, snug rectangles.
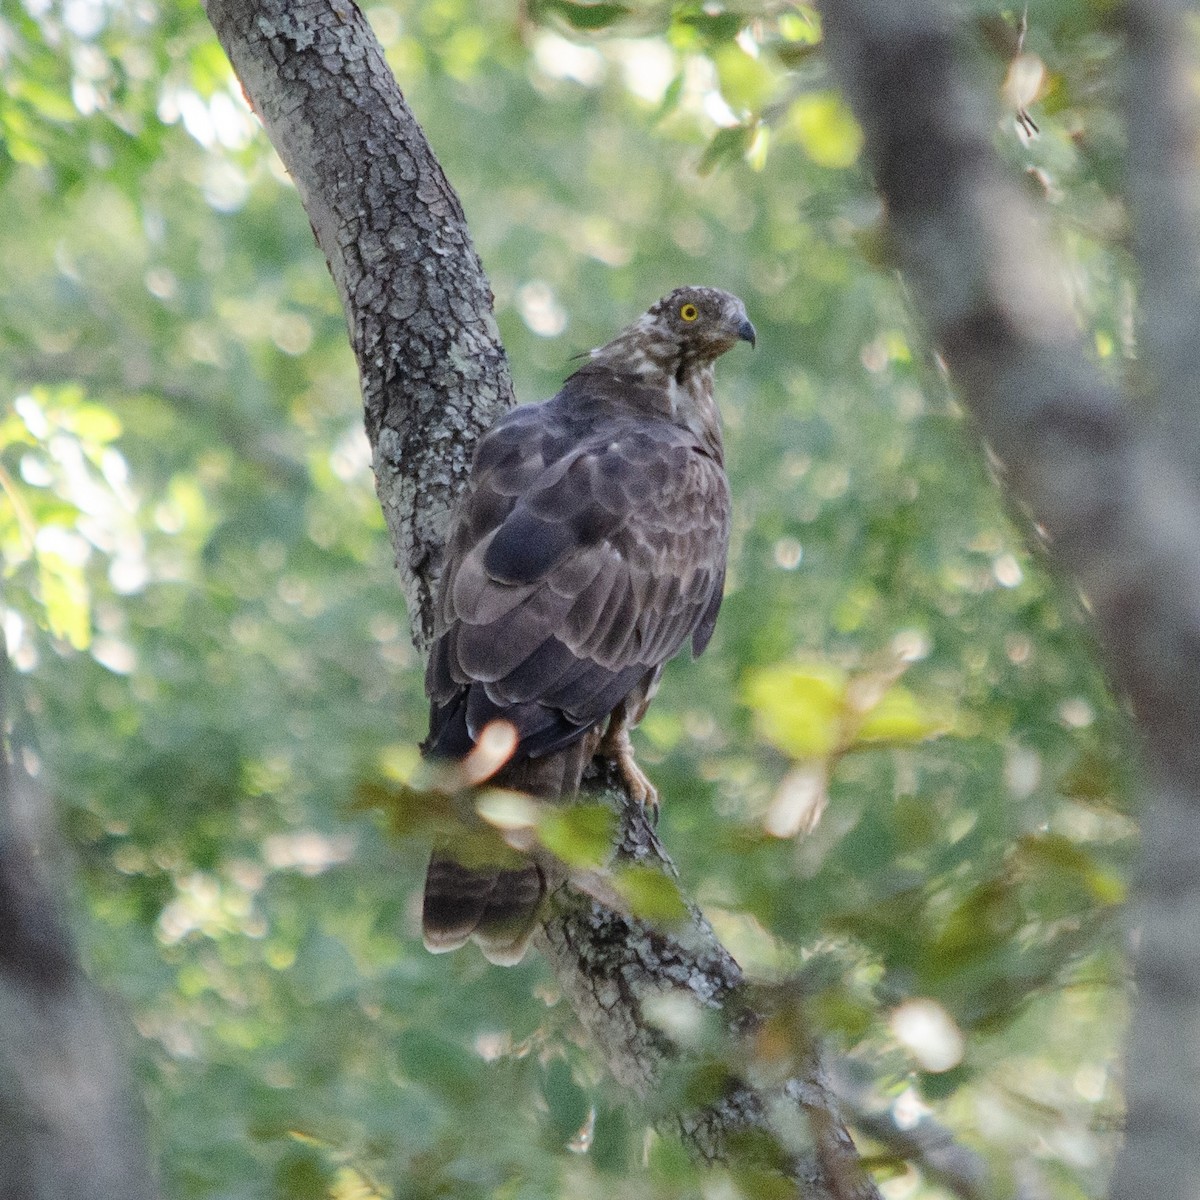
[747,124,770,171]
[16,79,78,123]
[36,544,90,649]
[476,788,540,831]
[786,91,863,168]
[853,684,951,745]
[329,1165,389,1200]
[779,7,821,44]
[70,403,124,444]
[743,662,846,758]
[713,43,777,113]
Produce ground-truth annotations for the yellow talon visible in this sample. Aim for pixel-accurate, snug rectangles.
[600,723,659,823]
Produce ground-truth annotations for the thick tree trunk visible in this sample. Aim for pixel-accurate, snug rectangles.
[202,0,513,651]
[820,2,1200,1197]
[202,1,883,1193]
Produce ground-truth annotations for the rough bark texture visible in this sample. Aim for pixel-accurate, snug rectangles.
[538,779,876,1196]
[0,633,159,1200]
[819,2,1200,1198]
[204,0,513,651]
[203,1,881,1194]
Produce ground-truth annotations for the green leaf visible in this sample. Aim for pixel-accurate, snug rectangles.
[538,803,615,868]
[713,43,776,112]
[919,1064,972,1101]
[354,778,449,837]
[808,985,875,1043]
[786,91,863,167]
[590,1104,634,1171]
[540,1057,590,1144]
[653,71,685,123]
[535,0,632,30]
[675,10,745,45]
[772,42,822,69]
[70,403,123,444]
[743,662,846,758]
[1018,833,1127,905]
[678,1058,737,1108]
[16,79,79,124]
[730,1165,801,1199]
[273,1148,331,1200]
[612,864,688,924]
[854,685,951,745]
[37,542,90,649]
[698,123,754,175]
[395,1031,481,1104]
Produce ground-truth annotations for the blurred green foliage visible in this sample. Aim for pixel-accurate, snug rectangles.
[0,0,1131,1196]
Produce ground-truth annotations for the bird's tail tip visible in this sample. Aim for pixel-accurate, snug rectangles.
[421,853,545,968]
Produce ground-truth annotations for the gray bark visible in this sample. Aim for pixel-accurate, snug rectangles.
[538,784,878,1196]
[819,2,1200,1198]
[202,1,881,1194]
[0,631,159,1200]
[203,0,512,651]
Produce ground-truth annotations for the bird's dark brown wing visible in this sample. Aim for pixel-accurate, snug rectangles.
[420,294,747,965]
[423,387,730,767]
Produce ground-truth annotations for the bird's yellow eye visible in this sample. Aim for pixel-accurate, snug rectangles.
[680,303,699,322]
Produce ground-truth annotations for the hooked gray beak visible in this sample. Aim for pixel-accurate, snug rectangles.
[737,318,757,348]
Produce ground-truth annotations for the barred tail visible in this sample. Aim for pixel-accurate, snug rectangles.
[420,730,601,966]
[422,854,544,966]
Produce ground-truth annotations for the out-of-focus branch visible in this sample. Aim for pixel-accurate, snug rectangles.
[820,2,1200,1197]
[1115,6,1200,1198]
[0,630,158,1200]
[1125,0,1200,476]
[837,1073,1045,1200]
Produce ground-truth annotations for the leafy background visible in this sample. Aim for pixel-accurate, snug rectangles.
[1,1,1131,1197]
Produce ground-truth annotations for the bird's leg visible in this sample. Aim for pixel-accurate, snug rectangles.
[598,719,659,823]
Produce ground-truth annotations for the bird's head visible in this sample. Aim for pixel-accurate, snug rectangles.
[646,286,756,358]
[579,287,753,454]
[589,286,755,381]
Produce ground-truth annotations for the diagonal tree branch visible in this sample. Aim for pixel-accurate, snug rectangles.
[202,2,887,1194]
[819,2,1200,1197]
[203,0,513,652]
[537,786,878,1196]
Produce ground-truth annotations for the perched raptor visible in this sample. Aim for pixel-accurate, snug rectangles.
[421,286,754,964]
